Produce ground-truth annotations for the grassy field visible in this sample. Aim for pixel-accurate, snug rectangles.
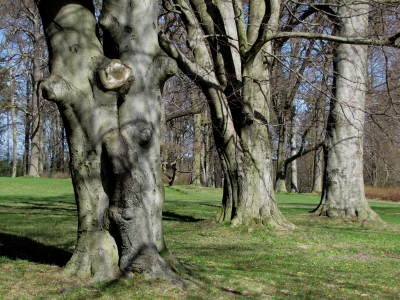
[0,178,399,299]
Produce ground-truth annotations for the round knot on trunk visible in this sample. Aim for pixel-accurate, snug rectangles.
[99,59,133,91]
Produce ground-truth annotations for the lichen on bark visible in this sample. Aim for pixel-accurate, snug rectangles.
[313,3,383,225]
[35,0,182,284]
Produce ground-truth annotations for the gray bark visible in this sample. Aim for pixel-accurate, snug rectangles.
[7,53,18,178]
[191,113,202,185]
[311,57,330,194]
[35,0,182,283]
[290,125,298,193]
[273,39,312,193]
[201,112,215,187]
[314,3,381,222]
[160,0,294,228]
[28,8,42,177]
[23,70,30,176]
[311,95,326,194]
[11,79,17,178]
[311,145,324,194]
[274,115,288,193]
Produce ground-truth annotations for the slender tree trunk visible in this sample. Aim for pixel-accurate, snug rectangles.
[35,0,182,283]
[201,115,215,187]
[38,114,45,174]
[311,96,325,194]
[313,3,381,223]
[11,98,18,177]
[275,114,288,193]
[311,72,328,194]
[191,113,202,185]
[311,145,323,193]
[28,9,42,177]
[9,67,18,177]
[290,123,298,193]
[23,73,31,176]
[49,115,56,175]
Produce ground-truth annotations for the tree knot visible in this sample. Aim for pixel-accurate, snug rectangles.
[98,59,134,92]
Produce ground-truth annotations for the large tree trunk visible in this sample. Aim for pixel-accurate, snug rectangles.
[313,3,381,223]
[35,0,181,283]
[159,0,293,229]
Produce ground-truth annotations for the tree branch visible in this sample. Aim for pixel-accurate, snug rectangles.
[264,31,400,48]
[165,108,202,122]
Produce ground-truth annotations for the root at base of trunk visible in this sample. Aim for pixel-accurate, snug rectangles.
[313,204,385,225]
[62,231,119,282]
[121,247,184,288]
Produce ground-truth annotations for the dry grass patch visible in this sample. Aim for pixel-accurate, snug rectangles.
[365,186,400,202]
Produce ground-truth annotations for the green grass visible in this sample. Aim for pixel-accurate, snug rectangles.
[0,179,400,299]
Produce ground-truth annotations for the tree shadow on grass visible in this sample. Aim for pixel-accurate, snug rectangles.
[0,233,71,266]
[162,211,204,222]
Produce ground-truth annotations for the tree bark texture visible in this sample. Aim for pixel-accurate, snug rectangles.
[311,145,324,194]
[160,0,294,228]
[311,57,329,194]
[191,113,202,185]
[314,3,381,223]
[28,9,43,177]
[290,124,298,193]
[35,0,181,283]
[7,62,18,178]
[274,117,288,193]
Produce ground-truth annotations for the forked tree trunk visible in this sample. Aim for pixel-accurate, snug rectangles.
[35,0,182,284]
[223,1,291,228]
[159,0,294,229]
[313,3,381,223]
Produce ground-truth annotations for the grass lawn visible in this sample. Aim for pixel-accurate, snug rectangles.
[0,178,399,299]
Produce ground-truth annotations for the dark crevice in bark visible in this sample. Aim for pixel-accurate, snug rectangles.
[35,0,183,284]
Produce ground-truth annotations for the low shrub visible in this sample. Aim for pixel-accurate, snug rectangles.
[365,186,400,203]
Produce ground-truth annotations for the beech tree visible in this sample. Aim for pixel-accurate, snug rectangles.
[34,0,183,283]
[159,0,295,228]
[272,38,316,193]
[159,0,399,224]
[27,0,399,284]
[312,2,392,222]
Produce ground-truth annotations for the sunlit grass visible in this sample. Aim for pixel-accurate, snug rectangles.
[0,179,399,299]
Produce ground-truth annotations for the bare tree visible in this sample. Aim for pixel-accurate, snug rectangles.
[34,0,183,284]
[159,0,295,228]
[313,2,382,222]
[160,0,399,225]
